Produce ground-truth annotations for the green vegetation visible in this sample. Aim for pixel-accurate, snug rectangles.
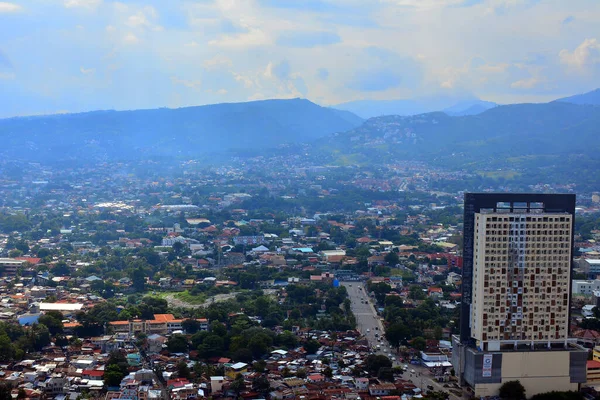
[499,380,526,400]
[172,290,207,305]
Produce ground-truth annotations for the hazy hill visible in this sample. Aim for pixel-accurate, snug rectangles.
[334,96,496,119]
[0,98,362,162]
[321,101,600,167]
[556,88,600,105]
[442,100,497,116]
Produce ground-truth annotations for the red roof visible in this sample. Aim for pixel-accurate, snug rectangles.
[82,370,104,377]
[167,378,190,388]
[16,257,42,265]
[588,360,600,369]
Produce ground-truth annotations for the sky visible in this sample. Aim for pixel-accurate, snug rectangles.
[0,0,599,117]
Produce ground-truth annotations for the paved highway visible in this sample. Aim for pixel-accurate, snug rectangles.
[342,282,396,362]
[342,281,464,400]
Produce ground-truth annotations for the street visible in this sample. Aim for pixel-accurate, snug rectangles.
[342,281,463,400]
[342,282,392,360]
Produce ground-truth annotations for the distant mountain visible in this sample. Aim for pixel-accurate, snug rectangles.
[443,100,497,116]
[334,96,495,119]
[556,88,600,105]
[0,98,363,163]
[319,102,600,168]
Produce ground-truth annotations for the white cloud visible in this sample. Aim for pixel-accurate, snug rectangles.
[80,67,95,75]
[105,25,116,33]
[127,12,149,28]
[171,76,202,90]
[126,7,162,31]
[203,54,233,70]
[510,76,540,89]
[123,33,139,45]
[113,2,128,12]
[383,0,473,11]
[0,2,22,13]
[559,38,600,69]
[64,0,101,10]
[209,28,270,47]
[233,72,256,89]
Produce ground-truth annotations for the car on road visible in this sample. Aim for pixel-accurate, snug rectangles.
[366,329,370,332]
[427,385,434,390]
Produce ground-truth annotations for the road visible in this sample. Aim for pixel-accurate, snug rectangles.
[342,282,395,361]
[342,281,463,400]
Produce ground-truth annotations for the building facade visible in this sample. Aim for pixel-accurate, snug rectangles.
[453,193,587,397]
[109,314,208,335]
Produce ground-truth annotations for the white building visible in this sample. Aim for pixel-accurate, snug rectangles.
[572,279,600,295]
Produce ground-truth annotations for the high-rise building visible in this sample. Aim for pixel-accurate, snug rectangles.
[452,193,587,397]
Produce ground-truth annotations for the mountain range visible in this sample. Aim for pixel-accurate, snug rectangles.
[0,98,362,163]
[323,102,600,163]
[333,96,497,119]
[556,88,600,106]
[1,88,599,169]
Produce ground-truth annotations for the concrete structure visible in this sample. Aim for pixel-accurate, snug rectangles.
[573,279,600,295]
[588,360,600,384]
[581,259,600,278]
[0,258,25,276]
[39,303,84,312]
[210,376,225,394]
[110,314,208,335]
[453,193,587,397]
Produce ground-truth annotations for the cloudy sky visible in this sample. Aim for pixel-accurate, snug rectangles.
[0,0,599,117]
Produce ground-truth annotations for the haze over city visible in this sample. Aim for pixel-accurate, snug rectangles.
[3,1,600,400]
[1,0,600,117]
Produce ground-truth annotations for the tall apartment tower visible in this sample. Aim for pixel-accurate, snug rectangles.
[452,193,587,397]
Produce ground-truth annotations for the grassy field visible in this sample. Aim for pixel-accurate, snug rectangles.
[173,291,207,304]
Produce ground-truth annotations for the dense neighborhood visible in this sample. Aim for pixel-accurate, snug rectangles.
[1,159,600,400]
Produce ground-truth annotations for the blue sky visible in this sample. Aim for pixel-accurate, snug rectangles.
[0,0,599,117]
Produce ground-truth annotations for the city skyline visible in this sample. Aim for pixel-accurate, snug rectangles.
[0,0,599,117]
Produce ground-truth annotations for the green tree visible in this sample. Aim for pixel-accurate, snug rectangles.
[177,360,191,380]
[378,367,394,382]
[104,364,126,387]
[182,319,201,334]
[296,368,307,379]
[0,334,15,361]
[385,322,410,350]
[409,285,426,300]
[107,351,129,375]
[167,334,189,353]
[304,339,320,354]
[364,354,392,376]
[411,336,427,351]
[0,383,13,400]
[499,380,526,400]
[230,374,246,397]
[384,251,399,266]
[131,266,146,292]
[252,375,270,394]
[253,360,267,373]
[198,334,224,359]
[39,311,64,335]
